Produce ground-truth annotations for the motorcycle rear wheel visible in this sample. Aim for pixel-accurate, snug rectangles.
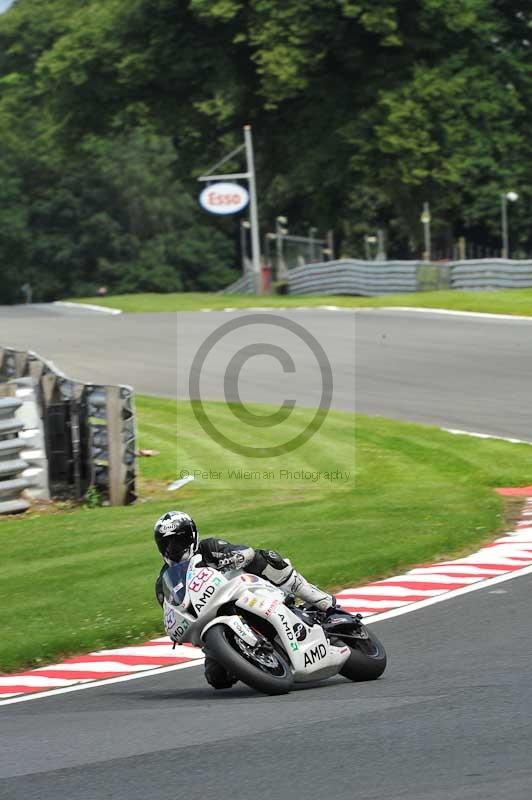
[338,627,387,682]
[204,624,294,695]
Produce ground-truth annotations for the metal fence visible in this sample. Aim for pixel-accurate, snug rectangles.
[223,258,532,296]
[0,347,136,514]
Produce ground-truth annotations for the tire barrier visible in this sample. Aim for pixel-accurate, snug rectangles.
[0,347,136,514]
[222,258,532,296]
[0,394,32,515]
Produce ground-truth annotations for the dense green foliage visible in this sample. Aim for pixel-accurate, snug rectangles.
[1,0,532,302]
[2,394,531,671]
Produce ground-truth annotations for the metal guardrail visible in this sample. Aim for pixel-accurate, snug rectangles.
[223,273,256,295]
[288,260,420,295]
[223,258,532,296]
[450,259,532,290]
[0,347,136,514]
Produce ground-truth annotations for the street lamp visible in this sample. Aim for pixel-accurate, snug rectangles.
[501,191,519,259]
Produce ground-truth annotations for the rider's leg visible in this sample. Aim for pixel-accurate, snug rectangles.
[258,551,336,612]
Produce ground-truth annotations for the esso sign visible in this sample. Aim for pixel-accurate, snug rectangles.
[199,182,249,215]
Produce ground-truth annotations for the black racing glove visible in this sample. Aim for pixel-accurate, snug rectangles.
[217,552,247,571]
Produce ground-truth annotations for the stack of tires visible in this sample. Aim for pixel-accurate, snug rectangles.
[0,395,32,514]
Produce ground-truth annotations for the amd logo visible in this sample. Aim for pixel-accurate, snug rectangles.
[194,585,215,612]
[278,613,294,641]
[304,643,327,667]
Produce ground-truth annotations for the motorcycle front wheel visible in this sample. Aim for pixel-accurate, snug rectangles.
[338,627,387,682]
[204,624,294,696]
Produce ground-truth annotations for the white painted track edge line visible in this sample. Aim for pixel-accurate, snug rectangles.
[53,301,122,315]
[0,658,205,707]
[4,564,532,707]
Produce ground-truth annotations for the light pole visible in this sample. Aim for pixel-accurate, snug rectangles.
[240,219,251,273]
[501,191,519,259]
[275,216,288,280]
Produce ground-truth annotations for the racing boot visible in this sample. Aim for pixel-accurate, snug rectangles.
[260,551,336,613]
[204,656,237,690]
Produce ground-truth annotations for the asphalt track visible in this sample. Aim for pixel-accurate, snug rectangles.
[2,571,531,800]
[0,302,531,438]
[1,302,532,799]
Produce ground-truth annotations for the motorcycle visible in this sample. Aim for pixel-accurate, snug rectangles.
[162,554,387,695]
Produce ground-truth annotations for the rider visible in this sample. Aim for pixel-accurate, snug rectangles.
[154,510,339,689]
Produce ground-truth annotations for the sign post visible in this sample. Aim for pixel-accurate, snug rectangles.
[198,125,262,294]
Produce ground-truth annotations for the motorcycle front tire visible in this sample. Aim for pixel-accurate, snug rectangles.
[204,624,294,696]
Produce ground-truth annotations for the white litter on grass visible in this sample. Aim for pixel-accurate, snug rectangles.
[380,306,532,323]
[443,428,532,445]
[167,475,195,492]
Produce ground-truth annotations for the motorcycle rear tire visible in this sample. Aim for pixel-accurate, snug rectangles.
[204,624,293,696]
[339,628,387,682]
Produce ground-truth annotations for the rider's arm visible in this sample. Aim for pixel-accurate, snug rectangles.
[199,537,257,570]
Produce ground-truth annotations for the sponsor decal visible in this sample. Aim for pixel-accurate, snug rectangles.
[240,574,260,584]
[194,585,216,612]
[264,600,280,617]
[293,622,307,642]
[290,642,299,652]
[304,643,327,668]
[247,597,258,608]
[164,609,190,641]
[189,568,214,592]
[164,608,175,629]
[279,612,293,639]
[233,618,252,641]
[161,512,190,535]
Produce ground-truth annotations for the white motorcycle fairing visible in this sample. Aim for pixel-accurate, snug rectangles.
[161,554,350,683]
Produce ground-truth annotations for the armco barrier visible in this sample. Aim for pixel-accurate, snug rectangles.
[222,258,532,296]
[450,259,532,289]
[288,260,420,296]
[223,273,256,295]
[0,347,136,513]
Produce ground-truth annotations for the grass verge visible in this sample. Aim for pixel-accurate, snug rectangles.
[70,288,532,315]
[1,395,532,672]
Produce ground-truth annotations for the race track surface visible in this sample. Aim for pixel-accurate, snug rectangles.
[2,572,531,800]
[0,303,531,438]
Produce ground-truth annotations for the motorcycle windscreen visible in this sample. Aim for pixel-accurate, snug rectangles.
[162,561,190,607]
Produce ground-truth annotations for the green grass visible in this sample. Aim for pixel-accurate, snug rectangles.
[2,395,532,673]
[71,288,532,315]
